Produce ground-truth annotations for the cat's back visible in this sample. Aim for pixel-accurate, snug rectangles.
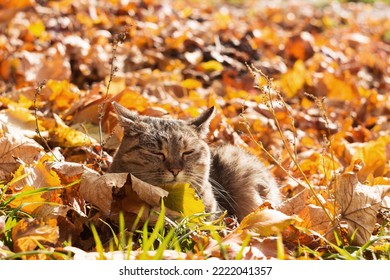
[209,144,281,220]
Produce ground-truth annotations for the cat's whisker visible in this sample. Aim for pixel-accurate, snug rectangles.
[183,171,239,212]
[207,177,239,209]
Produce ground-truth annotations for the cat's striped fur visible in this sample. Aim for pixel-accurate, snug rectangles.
[109,102,281,221]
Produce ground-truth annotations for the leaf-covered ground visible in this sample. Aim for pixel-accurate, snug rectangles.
[0,0,390,260]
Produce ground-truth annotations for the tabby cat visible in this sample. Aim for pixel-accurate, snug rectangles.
[109,102,281,221]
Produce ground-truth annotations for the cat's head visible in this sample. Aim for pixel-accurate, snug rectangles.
[110,102,215,191]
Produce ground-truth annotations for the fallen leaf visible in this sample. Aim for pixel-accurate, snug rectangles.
[162,182,205,218]
[0,106,41,138]
[284,33,314,61]
[335,172,390,245]
[12,217,59,253]
[345,135,390,181]
[239,207,298,236]
[198,60,224,72]
[0,133,42,180]
[79,169,127,216]
[48,114,97,147]
[280,59,307,98]
[277,189,334,237]
[79,170,168,218]
[44,79,80,111]
[7,155,64,215]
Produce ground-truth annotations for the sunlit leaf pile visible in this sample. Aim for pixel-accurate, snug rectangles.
[0,0,389,260]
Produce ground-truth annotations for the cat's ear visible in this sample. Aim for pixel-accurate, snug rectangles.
[112,102,147,135]
[189,106,215,138]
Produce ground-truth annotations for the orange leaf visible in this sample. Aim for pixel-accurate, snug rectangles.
[116,88,149,112]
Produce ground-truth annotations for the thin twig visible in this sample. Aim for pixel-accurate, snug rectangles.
[96,30,128,171]
[33,80,60,162]
[245,64,334,224]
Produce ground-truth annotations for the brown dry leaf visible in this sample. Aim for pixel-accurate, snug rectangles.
[0,133,43,180]
[47,161,88,217]
[12,217,59,253]
[335,172,390,245]
[277,189,334,236]
[79,169,127,216]
[79,170,168,218]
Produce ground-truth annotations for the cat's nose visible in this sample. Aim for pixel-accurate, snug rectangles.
[169,168,182,176]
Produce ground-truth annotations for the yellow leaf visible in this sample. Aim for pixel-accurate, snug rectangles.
[8,186,47,214]
[46,79,80,111]
[163,182,205,217]
[199,60,224,72]
[49,114,97,147]
[298,152,342,182]
[181,78,202,90]
[8,154,62,214]
[28,20,45,37]
[12,217,59,254]
[2,0,33,9]
[214,11,231,30]
[347,135,390,180]
[238,207,297,236]
[105,76,126,96]
[281,59,306,98]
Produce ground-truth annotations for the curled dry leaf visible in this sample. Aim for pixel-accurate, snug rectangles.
[79,170,169,225]
[335,172,390,245]
[0,133,42,180]
[79,170,128,216]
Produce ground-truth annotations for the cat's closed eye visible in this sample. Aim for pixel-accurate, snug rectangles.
[181,150,194,159]
[143,150,166,161]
